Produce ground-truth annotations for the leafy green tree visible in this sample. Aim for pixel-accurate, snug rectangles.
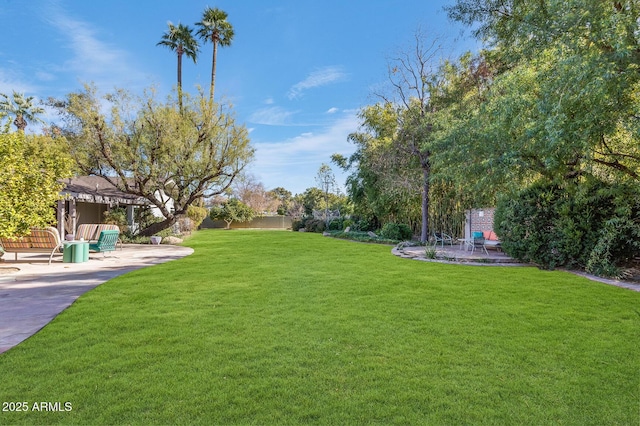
[446,0,640,183]
[334,103,422,233]
[270,187,293,215]
[378,33,447,242]
[315,163,338,224]
[0,132,73,238]
[209,198,255,229]
[196,7,234,103]
[300,187,324,217]
[157,22,199,111]
[52,85,254,236]
[0,91,45,131]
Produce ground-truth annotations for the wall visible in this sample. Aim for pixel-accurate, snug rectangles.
[464,208,496,239]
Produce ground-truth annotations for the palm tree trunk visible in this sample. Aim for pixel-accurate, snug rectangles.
[210,40,218,103]
[14,115,26,131]
[177,49,183,112]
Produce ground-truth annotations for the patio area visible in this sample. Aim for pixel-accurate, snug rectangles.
[0,244,194,354]
[394,242,527,265]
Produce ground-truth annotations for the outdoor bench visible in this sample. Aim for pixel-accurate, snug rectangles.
[0,227,63,264]
[482,230,502,250]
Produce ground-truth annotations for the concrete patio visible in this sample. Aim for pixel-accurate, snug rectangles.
[0,244,194,354]
[393,243,525,265]
[393,242,640,292]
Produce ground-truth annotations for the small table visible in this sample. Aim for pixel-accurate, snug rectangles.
[63,241,89,263]
[458,238,473,251]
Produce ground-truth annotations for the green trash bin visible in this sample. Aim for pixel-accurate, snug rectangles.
[78,242,89,262]
[72,242,87,262]
[63,242,89,263]
[63,242,74,263]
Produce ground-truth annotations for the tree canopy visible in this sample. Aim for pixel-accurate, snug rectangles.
[444,0,640,184]
[196,7,234,103]
[0,91,45,131]
[209,198,255,229]
[157,22,199,111]
[52,85,254,236]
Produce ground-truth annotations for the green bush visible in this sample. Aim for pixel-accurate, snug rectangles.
[103,208,129,233]
[327,218,347,231]
[292,219,304,231]
[380,222,413,241]
[586,217,640,278]
[304,218,326,233]
[494,182,564,268]
[495,178,640,275]
[187,205,208,230]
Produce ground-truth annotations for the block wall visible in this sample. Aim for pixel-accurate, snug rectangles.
[464,208,496,238]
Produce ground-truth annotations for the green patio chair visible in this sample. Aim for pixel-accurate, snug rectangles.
[472,231,489,255]
[89,230,120,256]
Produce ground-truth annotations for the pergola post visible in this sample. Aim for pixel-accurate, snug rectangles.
[56,200,66,238]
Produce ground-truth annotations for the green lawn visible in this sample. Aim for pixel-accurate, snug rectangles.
[1,230,638,425]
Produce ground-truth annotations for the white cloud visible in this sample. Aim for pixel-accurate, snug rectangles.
[0,69,39,96]
[248,106,297,126]
[326,107,339,114]
[287,66,347,100]
[250,111,359,193]
[44,7,146,87]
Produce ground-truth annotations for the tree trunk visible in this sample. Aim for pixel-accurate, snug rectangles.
[139,216,177,237]
[210,40,218,103]
[177,48,183,112]
[14,114,26,131]
[420,160,430,243]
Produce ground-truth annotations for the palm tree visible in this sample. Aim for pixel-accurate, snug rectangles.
[0,91,45,131]
[157,22,199,111]
[195,7,234,103]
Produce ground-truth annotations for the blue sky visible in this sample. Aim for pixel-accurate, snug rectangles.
[0,0,478,195]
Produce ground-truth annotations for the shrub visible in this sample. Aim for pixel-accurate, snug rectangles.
[292,219,304,231]
[495,177,640,274]
[586,217,640,278]
[494,182,563,269]
[304,218,326,233]
[103,208,129,233]
[380,222,413,241]
[327,218,344,231]
[187,205,208,230]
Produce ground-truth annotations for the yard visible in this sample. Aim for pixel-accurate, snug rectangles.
[0,230,638,424]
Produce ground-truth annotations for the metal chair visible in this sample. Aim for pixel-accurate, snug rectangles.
[471,232,489,255]
[433,232,454,247]
[89,230,120,256]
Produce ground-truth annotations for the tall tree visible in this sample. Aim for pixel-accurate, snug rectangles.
[270,187,293,216]
[379,33,444,242]
[196,7,234,103]
[0,91,45,131]
[446,0,640,183]
[315,164,338,225]
[52,85,254,236]
[233,173,279,215]
[157,22,199,111]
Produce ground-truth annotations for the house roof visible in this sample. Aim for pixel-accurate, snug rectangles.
[61,176,148,206]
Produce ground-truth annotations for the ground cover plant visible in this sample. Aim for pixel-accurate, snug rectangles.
[0,230,638,424]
